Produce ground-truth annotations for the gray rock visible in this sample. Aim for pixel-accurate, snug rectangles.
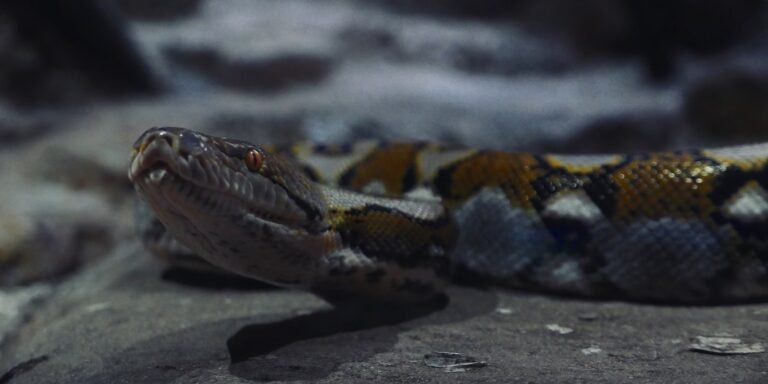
[165,47,335,93]
[0,110,51,147]
[2,242,766,383]
[0,285,50,347]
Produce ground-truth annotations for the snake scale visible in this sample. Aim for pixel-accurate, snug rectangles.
[129,127,768,303]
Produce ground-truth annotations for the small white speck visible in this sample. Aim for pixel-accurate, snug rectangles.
[85,302,110,313]
[495,307,514,315]
[293,309,314,316]
[362,180,387,195]
[404,187,440,202]
[581,346,602,355]
[148,168,168,183]
[545,324,573,335]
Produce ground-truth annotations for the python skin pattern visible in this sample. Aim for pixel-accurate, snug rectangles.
[129,127,768,303]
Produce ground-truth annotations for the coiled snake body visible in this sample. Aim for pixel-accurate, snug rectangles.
[129,127,768,303]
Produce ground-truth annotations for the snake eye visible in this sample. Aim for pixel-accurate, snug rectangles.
[244,149,264,171]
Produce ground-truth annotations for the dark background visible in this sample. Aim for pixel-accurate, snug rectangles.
[1,0,766,151]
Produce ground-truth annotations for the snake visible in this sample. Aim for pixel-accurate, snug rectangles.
[128,127,768,303]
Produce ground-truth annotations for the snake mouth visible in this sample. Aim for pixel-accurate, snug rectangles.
[128,129,178,182]
[129,128,310,228]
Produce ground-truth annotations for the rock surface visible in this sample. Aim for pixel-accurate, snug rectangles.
[1,0,768,383]
[3,242,767,383]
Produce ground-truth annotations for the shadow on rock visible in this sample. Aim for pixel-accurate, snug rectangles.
[228,287,497,382]
[161,267,277,291]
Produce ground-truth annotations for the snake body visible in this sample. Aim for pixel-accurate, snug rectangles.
[129,127,768,303]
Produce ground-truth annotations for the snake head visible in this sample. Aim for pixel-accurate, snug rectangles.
[129,127,338,287]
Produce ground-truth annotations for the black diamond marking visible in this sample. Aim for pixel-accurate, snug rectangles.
[338,164,358,189]
[540,216,593,254]
[582,158,631,218]
[300,164,320,182]
[401,162,418,193]
[706,163,750,207]
[432,152,480,200]
[314,142,355,155]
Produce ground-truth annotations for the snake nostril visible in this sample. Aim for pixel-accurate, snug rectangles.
[156,132,176,147]
[142,131,178,152]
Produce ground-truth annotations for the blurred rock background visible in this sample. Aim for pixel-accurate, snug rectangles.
[0,1,767,383]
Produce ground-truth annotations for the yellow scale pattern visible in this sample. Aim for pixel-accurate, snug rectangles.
[283,142,768,302]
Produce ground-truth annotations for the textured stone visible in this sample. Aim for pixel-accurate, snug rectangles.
[1,246,766,383]
[165,47,334,93]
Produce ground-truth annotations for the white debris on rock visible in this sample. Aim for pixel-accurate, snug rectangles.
[0,285,51,346]
[581,346,603,355]
[689,336,765,355]
[546,324,574,335]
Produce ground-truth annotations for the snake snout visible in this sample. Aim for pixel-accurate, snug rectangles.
[148,130,178,149]
[130,128,187,182]
[134,127,180,154]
